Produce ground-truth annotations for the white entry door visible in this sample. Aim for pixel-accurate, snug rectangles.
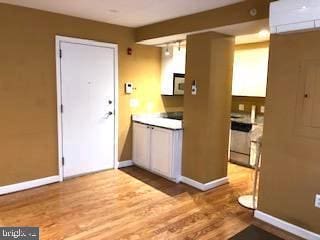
[58,37,117,178]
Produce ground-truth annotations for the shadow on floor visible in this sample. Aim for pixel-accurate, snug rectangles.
[119,166,199,197]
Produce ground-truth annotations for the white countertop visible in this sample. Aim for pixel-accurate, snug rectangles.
[132,114,183,130]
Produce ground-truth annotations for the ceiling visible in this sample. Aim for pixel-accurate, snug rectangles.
[0,0,244,27]
[215,19,270,44]
[139,19,270,46]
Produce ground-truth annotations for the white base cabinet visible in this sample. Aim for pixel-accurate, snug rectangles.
[132,123,150,169]
[132,122,182,182]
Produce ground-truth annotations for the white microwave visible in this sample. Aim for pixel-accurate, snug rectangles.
[173,73,185,95]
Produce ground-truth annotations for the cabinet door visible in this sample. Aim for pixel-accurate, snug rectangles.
[132,123,151,169]
[150,127,173,178]
[161,47,174,95]
[173,46,186,74]
[161,46,186,95]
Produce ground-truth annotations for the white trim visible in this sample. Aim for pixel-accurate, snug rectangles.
[116,160,133,169]
[254,210,320,240]
[56,36,63,182]
[0,176,60,196]
[180,176,229,191]
[55,36,119,181]
[113,40,119,171]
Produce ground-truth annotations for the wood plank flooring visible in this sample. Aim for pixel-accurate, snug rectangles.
[0,164,302,240]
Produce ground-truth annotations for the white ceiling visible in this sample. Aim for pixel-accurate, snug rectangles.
[0,0,244,27]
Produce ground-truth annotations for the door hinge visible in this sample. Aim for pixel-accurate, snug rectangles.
[60,104,64,113]
[62,157,65,166]
[59,49,62,58]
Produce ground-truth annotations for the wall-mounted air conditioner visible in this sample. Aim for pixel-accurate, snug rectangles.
[270,0,320,34]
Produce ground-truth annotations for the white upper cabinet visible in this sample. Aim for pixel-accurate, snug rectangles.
[161,45,186,95]
[232,47,269,97]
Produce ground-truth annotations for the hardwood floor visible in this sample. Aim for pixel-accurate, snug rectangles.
[0,164,302,240]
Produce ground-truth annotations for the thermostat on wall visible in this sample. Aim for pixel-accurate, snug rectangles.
[125,82,133,94]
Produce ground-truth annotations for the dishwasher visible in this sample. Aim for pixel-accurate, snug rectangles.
[229,121,252,167]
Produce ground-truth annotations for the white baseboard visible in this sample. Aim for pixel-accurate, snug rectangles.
[180,176,229,191]
[254,210,320,240]
[0,176,60,196]
[117,160,133,169]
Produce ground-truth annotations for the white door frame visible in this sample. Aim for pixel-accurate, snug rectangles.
[55,35,119,182]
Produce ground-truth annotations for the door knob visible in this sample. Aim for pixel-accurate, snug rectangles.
[103,111,113,119]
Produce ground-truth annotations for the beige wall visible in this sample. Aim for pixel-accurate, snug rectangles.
[258,31,320,233]
[119,44,183,161]
[182,32,234,183]
[235,41,269,51]
[0,3,183,186]
[135,0,271,42]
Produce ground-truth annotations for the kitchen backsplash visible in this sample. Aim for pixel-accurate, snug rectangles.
[231,96,265,114]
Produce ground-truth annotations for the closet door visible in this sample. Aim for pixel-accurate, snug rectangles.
[302,60,320,128]
[296,60,320,138]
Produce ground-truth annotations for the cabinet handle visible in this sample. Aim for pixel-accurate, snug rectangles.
[304,93,309,98]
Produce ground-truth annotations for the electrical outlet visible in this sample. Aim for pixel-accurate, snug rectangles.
[239,104,245,111]
[315,194,320,208]
[130,98,139,108]
[260,106,265,113]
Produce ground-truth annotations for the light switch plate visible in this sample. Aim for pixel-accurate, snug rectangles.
[191,85,197,95]
[191,80,197,95]
[315,194,320,208]
[260,106,265,113]
[125,82,133,94]
[239,104,245,111]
